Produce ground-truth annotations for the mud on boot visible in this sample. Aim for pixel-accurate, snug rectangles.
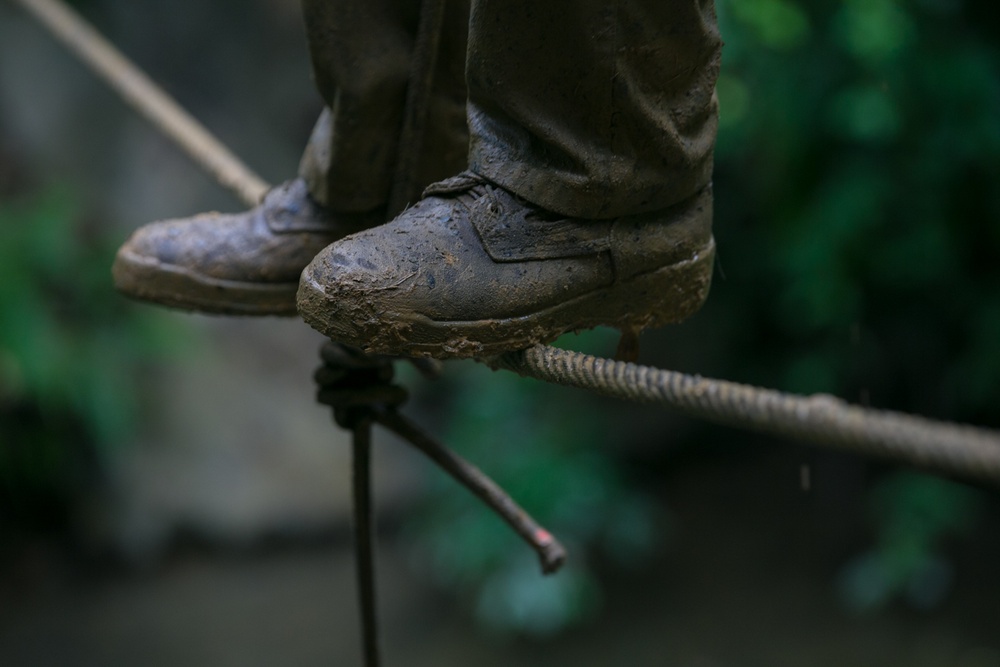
[297,172,715,358]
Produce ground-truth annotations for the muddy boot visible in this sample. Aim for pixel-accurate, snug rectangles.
[296,172,715,358]
[113,179,381,315]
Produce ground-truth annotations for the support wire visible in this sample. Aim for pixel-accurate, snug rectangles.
[12,0,269,207]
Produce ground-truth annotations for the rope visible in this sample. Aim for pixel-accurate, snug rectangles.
[18,0,1000,485]
[11,0,269,207]
[491,346,1000,484]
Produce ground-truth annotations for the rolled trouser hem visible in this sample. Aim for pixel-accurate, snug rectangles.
[470,139,715,220]
[464,0,720,220]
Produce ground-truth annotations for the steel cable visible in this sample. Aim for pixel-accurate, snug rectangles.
[491,345,1000,484]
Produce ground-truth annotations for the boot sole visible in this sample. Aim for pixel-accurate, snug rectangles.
[299,237,715,358]
[112,248,298,316]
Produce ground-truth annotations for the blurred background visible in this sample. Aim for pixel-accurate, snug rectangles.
[1,0,999,665]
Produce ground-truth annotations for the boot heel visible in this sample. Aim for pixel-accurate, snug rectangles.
[613,236,716,332]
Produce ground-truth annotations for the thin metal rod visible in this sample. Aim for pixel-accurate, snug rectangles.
[13,0,269,206]
[351,419,380,667]
[374,408,567,574]
[386,0,447,218]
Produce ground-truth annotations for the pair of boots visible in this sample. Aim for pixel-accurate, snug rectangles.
[113,0,722,359]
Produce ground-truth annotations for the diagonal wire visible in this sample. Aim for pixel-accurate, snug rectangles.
[373,406,568,574]
[11,0,269,207]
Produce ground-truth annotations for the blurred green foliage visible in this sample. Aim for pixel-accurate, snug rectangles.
[712,0,999,611]
[0,187,188,537]
[714,0,1000,408]
[412,0,1000,631]
[838,472,983,612]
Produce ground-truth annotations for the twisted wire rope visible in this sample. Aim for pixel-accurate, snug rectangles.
[492,346,1000,483]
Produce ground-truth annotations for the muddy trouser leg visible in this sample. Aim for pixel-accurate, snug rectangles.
[298,0,470,213]
[467,0,721,220]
